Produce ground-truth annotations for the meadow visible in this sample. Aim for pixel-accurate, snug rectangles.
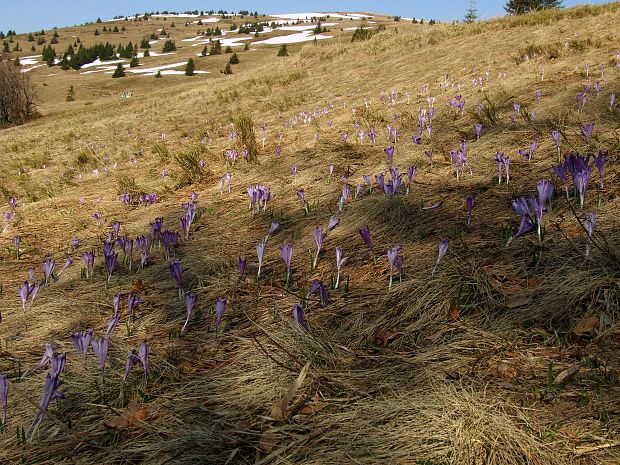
[0,4,620,464]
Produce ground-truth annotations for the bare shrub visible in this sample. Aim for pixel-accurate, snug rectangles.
[0,59,36,125]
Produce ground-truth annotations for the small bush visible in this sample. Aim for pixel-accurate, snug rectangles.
[277,43,288,56]
[234,114,259,162]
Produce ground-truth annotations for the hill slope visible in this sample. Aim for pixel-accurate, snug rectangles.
[1,4,620,464]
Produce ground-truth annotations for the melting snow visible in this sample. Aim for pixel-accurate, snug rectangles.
[253,30,333,45]
[80,58,126,69]
[272,12,372,20]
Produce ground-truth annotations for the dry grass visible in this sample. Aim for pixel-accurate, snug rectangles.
[1,4,620,465]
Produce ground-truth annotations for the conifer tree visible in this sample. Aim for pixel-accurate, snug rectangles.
[66,85,75,101]
[112,62,125,78]
[201,45,208,57]
[185,58,195,76]
[229,52,239,64]
[223,63,232,74]
[277,43,288,56]
[464,0,478,22]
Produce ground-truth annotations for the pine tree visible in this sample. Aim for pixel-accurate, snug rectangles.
[113,25,119,33]
[243,42,250,51]
[229,52,239,64]
[27,33,34,42]
[223,63,232,74]
[94,29,100,36]
[143,49,150,57]
[464,0,478,22]
[277,43,288,56]
[112,62,125,78]
[66,85,75,101]
[185,58,195,76]
[224,45,232,53]
[201,45,208,57]
[209,40,221,55]
[130,57,139,67]
[13,57,21,66]
[155,70,162,78]
[162,39,176,52]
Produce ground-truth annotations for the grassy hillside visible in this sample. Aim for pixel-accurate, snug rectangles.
[0,4,620,464]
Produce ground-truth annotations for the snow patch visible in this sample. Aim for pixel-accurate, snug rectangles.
[253,30,332,45]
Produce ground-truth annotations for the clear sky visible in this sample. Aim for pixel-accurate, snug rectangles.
[0,0,611,34]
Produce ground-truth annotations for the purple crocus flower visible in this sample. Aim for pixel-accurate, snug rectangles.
[406,166,416,195]
[83,251,95,278]
[474,123,483,141]
[216,298,227,328]
[266,221,280,241]
[70,236,80,249]
[91,337,109,384]
[43,258,56,285]
[610,93,616,111]
[92,212,104,224]
[384,146,395,165]
[292,304,306,328]
[123,350,140,383]
[358,226,373,255]
[593,151,608,188]
[104,250,117,283]
[169,259,185,299]
[335,247,347,289]
[19,281,30,310]
[425,150,433,167]
[138,341,149,388]
[466,195,475,226]
[56,258,73,278]
[312,227,326,270]
[327,216,340,232]
[386,245,402,290]
[256,241,266,278]
[584,211,596,257]
[368,128,376,144]
[111,221,121,239]
[280,243,294,285]
[181,293,197,335]
[432,240,449,275]
[14,236,21,261]
[238,257,247,280]
[127,291,144,320]
[553,163,569,199]
[574,166,591,208]
[31,359,65,430]
[105,309,120,340]
[0,374,8,427]
[307,279,329,306]
[579,123,594,139]
[9,196,17,210]
[70,330,93,360]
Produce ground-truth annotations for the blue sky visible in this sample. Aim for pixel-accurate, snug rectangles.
[0,0,610,33]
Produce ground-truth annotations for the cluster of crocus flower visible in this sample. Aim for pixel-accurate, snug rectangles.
[180,201,197,239]
[386,246,404,289]
[122,341,149,388]
[247,184,272,211]
[510,179,555,243]
[139,193,157,205]
[518,140,539,161]
[495,152,510,184]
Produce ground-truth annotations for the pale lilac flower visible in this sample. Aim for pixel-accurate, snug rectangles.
[432,240,449,275]
[138,341,149,388]
[181,293,197,335]
[280,243,294,285]
[335,247,347,289]
[70,330,93,360]
[91,337,109,384]
[584,211,596,257]
[256,241,266,278]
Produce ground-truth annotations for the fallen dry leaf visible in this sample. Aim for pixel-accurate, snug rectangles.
[374,328,399,346]
[104,402,148,429]
[448,297,461,322]
[270,362,310,421]
[573,315,599,338]
[258,429,281,453]
[490,362,518,380]
[554,365,580,386]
